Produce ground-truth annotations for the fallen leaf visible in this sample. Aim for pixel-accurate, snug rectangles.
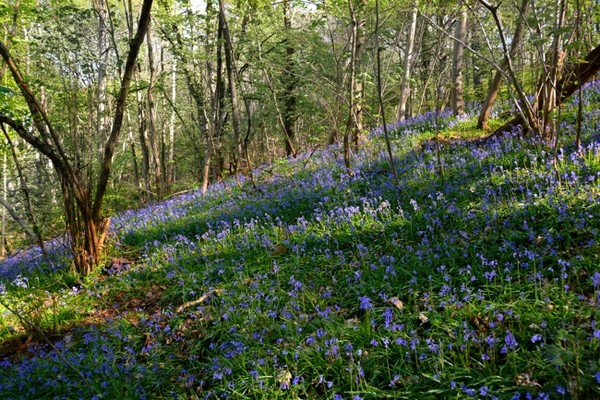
[515,373,542,388]
[387,297,404,311]
[272,244,288,256]
[277,369,292,388]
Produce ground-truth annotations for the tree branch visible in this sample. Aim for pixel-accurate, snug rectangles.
[92,0,154,222]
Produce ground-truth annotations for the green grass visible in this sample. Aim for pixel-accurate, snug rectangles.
[1,107,600,399]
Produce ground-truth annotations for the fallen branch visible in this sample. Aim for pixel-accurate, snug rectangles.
[176,288,222,313]
[492,44,600,137]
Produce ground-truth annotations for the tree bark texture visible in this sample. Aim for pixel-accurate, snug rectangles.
[282,0,298,157]
[0,124,46,254]
[493,43,600,136]
[219,0,244,168]
[451,1,467,115]
[350,0,367,148]
[96,0,110,149]
[0,0,153,274]
[397,3,418,122]
[477,0,529,130]
[146,20,164,199]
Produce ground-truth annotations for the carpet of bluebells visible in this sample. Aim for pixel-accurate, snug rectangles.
[1,83,600,399]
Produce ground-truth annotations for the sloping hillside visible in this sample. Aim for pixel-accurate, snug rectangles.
[1,84,600,399]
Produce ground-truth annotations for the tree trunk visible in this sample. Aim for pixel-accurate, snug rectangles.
[282,0,298,157]
[0,0,21,81]
[146,20,164,199]
[135,74,152,201]
[477,0,529,130]
[347,0,367,149]
[344,0,367,168]
[164,5,213,194]
[375,0,399,184]
[92,0,153,218]
[493,43,600,136]
[0,0,153,275]
[478,0,540,134]
[257,40,297,157]
[540,0,567,141]
[96,0,110,149]
[1,124,46,254]
[397,3,418,122]
[1,151,6,257]
[327,19,349,146]
[167,58,176,191]
[219,0,244,170]
[451,0,467,115]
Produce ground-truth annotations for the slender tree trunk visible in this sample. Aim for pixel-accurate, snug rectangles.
[0,0,21,81]
[476,0,539,133]
[93,0,154,218]
[347,0,367,149]
[451,0,467,115]
[493,43,600,136]
[164,4,213,194]
[201,107,213,194]
[375,0,398,184]
[96,0,110,149]
[282,0,298,157]
[257,40,297,157]
[1,151,6,257]
[0,0,153,274]
[135,75,151,201]
[477,0,529,129]
[219,0,244,170]
[574,0,583,151]
[344,0,366,168]
[541,0,567,141]
[146,20,163,199]
[397,3,418,122]
[125,108,142,195]
[327,21,348,146]
[167,59,176,190]
[1,124,46,254]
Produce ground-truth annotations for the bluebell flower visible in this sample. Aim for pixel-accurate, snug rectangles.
[461,384,475,396]
[359,295,373,310]
[531,334,543,344]
[592,272,600,288]
[479,385,489,396]
[501,330,518,353]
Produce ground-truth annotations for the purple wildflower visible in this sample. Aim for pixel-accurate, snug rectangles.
[531,334,543,344]
[592,272,600,288]
[501,330,518,353]
[359,295,373,311]
[479,385,489,396]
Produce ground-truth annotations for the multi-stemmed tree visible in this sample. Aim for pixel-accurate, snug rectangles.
[0,0,153,275]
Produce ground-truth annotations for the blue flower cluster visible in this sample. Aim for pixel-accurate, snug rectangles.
[1,81,600,399]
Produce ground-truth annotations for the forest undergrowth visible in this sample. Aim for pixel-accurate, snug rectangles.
[1,83,600,399]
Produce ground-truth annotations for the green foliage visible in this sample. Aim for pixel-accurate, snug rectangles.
[2,98,600,398]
